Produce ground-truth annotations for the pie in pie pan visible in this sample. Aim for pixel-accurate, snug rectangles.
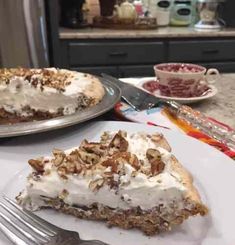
[17,130,208,235]
[0,68,105,124]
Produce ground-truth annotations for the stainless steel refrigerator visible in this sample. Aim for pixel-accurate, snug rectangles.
[0,0,49,68]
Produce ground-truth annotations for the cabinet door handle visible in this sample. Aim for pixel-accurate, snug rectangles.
[202,49,219,55]
[108,52,128,57]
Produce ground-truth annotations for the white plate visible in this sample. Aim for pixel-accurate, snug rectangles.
[1,121,235,245]
[126,77,218,104]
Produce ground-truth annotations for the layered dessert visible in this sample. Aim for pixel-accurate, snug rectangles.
[0,68,105,123]
[17,131,208,235]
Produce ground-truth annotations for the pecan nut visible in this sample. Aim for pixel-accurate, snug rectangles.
[101,152,140,173]
[80,139,107,156]
[109,132,128,152]
[89,178,105,192]
[78,150,100,164]
[28,158,45,173]
[151,160,165,176]
[146,149,165,175]
[151,133,171,152]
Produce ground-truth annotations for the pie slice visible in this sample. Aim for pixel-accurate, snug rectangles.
[0,68,105,123]
[17,131,208,235]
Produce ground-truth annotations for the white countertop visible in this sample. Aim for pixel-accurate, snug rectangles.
[60,27,235,39]
[190,73,235,129]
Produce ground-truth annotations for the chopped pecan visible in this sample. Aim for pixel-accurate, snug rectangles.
[52,148,65,156]
[85,163,93,169]
[52,148,66,167]
[117,130,127,138]
[105,176,119,189]
[28,158,45,173]
[151,160,165,176]
[146,149,165,175]
[53,154,65,167]
[75,162,83,174]
[69,151,86,165]
[101,158,118,173]
[65,161,76,173]
[102,171,113,177]
[129,153,140,170]
[141,167,151,176]
[146,148,161,162]
[57,166,68,179]
[101,152,140,173]
[151,133,171,152]
[109,132,128,152]
[100,131,111,144]
[66,154,78,163]
[80,140,107,156]
[78,150,100,165]
[89,178,105,192]
[131,171,138,177]
[114,152,140,170]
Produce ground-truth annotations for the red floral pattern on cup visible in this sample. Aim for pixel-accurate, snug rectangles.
[154,63,218,98]
[164,78,199,97]
[157,64,204,73]
[142,79,210,98]
[142,80,159,93]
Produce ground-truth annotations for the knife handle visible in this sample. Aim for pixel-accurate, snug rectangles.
[166,101,235,151]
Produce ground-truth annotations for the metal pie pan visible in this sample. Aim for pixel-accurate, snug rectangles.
[0,78,121,138]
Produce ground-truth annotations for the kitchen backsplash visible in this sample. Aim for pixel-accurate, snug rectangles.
[86,0,198,25]
[60,0,229,29]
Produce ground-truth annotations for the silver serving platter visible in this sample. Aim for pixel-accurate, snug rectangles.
[0,78,121,138]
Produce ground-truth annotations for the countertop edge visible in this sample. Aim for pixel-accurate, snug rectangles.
[59,27,235,39]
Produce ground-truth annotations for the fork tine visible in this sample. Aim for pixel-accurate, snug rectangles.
[4,196,58,235]
[0,221,28,245]
[0,210,39,244]
[0,201,49,243]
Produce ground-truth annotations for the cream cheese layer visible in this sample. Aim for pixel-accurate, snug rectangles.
[0,68,104,115]
[19,132,187,211]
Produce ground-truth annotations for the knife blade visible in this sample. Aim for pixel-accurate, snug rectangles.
[101,73,167,111]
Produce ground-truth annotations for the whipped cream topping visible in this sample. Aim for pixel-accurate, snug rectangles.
[0,68,104,116]
[19,132,187,211]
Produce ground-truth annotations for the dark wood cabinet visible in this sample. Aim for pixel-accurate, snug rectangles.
[63,39,167,77]
[59,37,235,77]
[69,41,165,66]
[168,40,235,62]
[72,66,118,76]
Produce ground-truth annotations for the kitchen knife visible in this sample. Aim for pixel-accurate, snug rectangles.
[101,73,235,150]
[101,73,169,111]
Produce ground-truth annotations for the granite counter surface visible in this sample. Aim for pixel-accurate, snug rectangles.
[191,73,235,129]
[60,27,235,39]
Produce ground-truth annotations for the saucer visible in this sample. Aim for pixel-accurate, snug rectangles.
[136,77,218,104]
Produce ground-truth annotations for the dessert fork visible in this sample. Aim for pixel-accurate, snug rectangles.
[0,196,109,245]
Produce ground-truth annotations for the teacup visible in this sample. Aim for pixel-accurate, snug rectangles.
[154,63,219,98]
